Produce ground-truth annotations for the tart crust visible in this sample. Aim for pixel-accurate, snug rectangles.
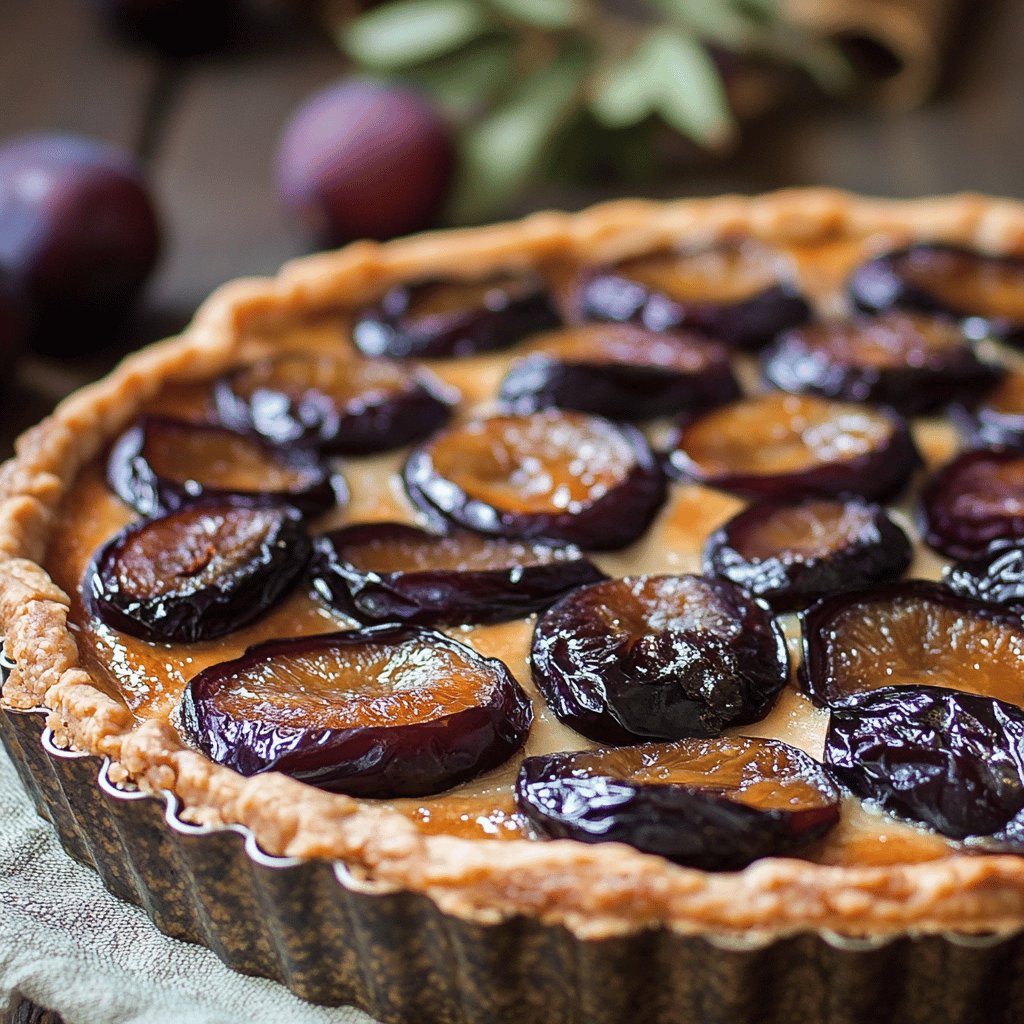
[5,188,1024,940]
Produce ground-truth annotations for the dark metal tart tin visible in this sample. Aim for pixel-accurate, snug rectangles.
[3,651,1024,1024]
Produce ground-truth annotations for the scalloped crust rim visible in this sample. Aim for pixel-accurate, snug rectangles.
[4,189,1024,941]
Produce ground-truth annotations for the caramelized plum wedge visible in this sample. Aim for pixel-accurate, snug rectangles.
[704,497,912,611]
[955,370,1024,449]
[516,737,840,869]
[85,502,310,642]
[531,574,788,744]
[946,541,1024,616]
[574,243,810,350]
[825,685,1024,839]
[801,581,1024,709]
[498,323,740,420]
[213,353,455,454]
[179,625,533,797]
[761,313,1002,415]
[352,275,560,359]
[918,448,1024,559]
[311,522,605,626]
[666,393,918,501]
[849,244,1024,347]
[107,416,344,518]
[403,411,665,550]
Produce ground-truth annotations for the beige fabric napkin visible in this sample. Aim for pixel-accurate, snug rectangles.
[0,745,379,1024]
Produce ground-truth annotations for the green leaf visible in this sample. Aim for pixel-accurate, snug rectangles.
[405,37,517,118]
[651,0,753,45]
[589,39,660,129]
[449,46,588,222]
[342,0,491,70]
[487,0,578,30]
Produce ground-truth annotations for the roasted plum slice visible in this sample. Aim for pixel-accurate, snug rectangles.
[178,625,533,797]
[516,737,840,869]
[918,448,1024,559]
[310,522,605,626]
[403,411,665,551]
[849,244,1024,347]
[574,242,810,350]
[531,574,788,745]
[825,685,1024,839]
[106,415,344,518]
[665,393,918,501]
[84,502,310,643]
[800,580,1024,709]
[352,275,560,359]
[760,313,1002,415]
[955,370,1024,449]
[946,541,1024,616]
[213,353,455,454]
[704,497,912,611]
[497,323,740,420]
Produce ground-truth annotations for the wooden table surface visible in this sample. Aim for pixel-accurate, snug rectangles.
[2,0,1024,1020]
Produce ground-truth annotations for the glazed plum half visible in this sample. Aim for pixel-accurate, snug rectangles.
[954,370,1024,449]
[849,243,1024,347]
[531,574,788,745]
[517,737,840,870]
[179,625,534,797]
[574,242,810,350]
[352,275,560,359]
[498,324,740,421]
[666,393,919,501]
[310,522,605,626]
[946,541,1024,616]
[213,353,455,454]
[403,411,666,550]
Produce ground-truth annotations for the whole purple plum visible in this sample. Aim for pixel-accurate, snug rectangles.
[276,80,455,245]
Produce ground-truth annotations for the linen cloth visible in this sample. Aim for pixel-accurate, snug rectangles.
[0,745,378,1024]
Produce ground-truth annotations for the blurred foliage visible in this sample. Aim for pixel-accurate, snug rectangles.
[333,0,850,220]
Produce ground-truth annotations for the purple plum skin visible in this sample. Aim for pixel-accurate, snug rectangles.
[946,542,1024,617]
[825,685,1024,839]
[106,415,345,519]
[276,80,455,246]
[516,744,840,870]
[353,280,561,360]
[310,522,607,627]
[498,352,741,421]
[574,270,810,351]
[0,134,160,353]
[530,575,789,745]
[83,502,311,643]
[179,626,534,798]
[704,497,912,611]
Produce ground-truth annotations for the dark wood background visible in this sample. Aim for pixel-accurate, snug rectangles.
[2,0,1024,1020]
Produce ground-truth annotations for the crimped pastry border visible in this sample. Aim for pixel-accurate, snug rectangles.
[4,188,1024,940]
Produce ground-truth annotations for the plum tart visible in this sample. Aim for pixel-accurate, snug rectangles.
[6,191,1024,1023]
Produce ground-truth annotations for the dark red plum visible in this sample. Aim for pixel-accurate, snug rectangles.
[953,370,1024,449]
[573,243,810,350]
[516,737,840,869]
[825,685,1024,839]
[531,574,788,745]
[310,522,605,627]
[498,323,740,420]
[353,275,560,360]
[106,415,344,519]
[849,244,1024,348]
[178,625,534,797]
[704,497,912,611]
[276,80,455,245]
[403,411,666,551]
[84,502,311,643]
[0,134,161,354]
[918,448,1024,559]
[800,580,1024,709]
[666,393,919,501]
[213,353,456,454]
[760,313,1003,415]
[946,541,1024,617]
[88,0,241,56]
